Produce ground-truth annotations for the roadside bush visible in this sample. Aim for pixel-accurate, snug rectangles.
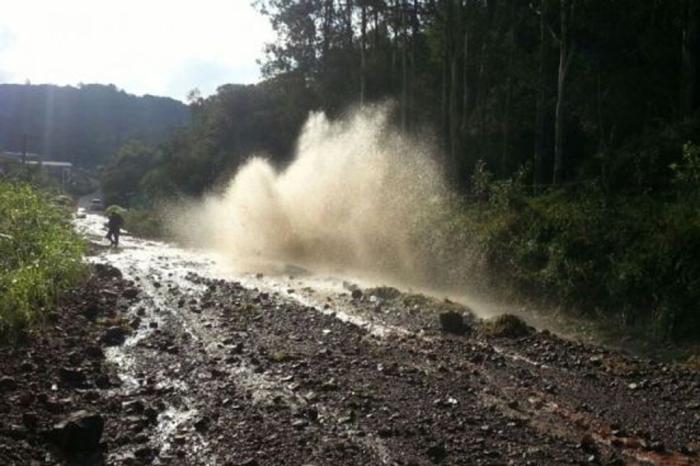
[0,162,60,190]
[0,182,85,341]
[459,182,700,341]
[122,208,168,239]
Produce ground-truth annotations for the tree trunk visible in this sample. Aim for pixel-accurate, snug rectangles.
[681,0,700,118]
[502,74,513,177]
[373,4,380,49]
[442,51,449,146]
[391,0,400,86]
[410,0,419,127]
[501,2,515,177]
[474,16,489,135]
[449,0,463,180]
[553,0,572,186]
[322,0,334,59]
[360,4,367,105]
[440,1,450,170]
[461,0,471,132]
[534,0,548,188]
[346,0,354,47]
[401,0,409,131]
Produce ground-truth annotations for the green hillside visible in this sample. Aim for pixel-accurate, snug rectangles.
[0,83,190,167]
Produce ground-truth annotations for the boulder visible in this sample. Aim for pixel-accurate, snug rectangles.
[93,263,122,280]
[51,411,104,453]
[82,304,100,320]
[101,326,128,346]
[85,345,104,359]
[58,368,87,388]
[367,286,402,301]
[485,314,533,338]
[134,446,158,460]
[94,374,112,389]
[193,417,210,433]
[0,376,17,392]
[439,311,468,335]
[122,399,145,415]
[426,443,448,464]
[22,412,38,430]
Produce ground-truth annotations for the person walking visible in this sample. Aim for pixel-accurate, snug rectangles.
[106,211,124,247]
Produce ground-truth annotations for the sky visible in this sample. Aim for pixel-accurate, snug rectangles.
[0,0,275,101]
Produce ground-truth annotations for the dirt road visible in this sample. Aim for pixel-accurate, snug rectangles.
[1,212,699,465]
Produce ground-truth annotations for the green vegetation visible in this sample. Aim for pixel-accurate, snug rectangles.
[101,142,161,207]
[0,182,85,341]
[121,208,169,239]
[253,0,700,188]
[0,161,63,190]
[446,152,700,341]
[102,79,312,204]
[0,158,98,196]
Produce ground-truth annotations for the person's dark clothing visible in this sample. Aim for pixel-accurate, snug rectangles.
[106,213,124,247]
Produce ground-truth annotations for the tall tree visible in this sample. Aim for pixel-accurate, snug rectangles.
[533,0,549,188]
[360,2,368,104]
[448,0,464,180]
[460,0,471,134]
[254,0,698,191]
[553,0,575,185]
[400,0,409,131]
[681,0,700,118]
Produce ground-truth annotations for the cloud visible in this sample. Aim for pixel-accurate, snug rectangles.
[0,0,274,98]
[0,27,14,51]
[0,27,16,82]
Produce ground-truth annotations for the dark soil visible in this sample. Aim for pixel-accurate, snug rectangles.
[0,263,140,465]
[1,261,699,465]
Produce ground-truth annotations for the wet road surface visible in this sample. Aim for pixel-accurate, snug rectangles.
[73,212,700,465]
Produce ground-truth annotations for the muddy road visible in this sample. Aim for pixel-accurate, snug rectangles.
[3,211,699,465]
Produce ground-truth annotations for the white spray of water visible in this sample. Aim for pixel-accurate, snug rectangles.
[172,105,479,291]
[168,105,592,329]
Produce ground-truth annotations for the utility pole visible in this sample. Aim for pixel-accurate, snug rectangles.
[22,133,27,165]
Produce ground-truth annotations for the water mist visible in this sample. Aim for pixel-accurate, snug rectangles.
[171,105,479,293]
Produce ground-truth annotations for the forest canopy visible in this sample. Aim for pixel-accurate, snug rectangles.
[251,0,700,190]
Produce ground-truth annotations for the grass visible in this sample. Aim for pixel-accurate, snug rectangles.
[0,181,86,341]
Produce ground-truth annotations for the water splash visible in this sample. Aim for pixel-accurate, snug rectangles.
[171,105,468,288]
